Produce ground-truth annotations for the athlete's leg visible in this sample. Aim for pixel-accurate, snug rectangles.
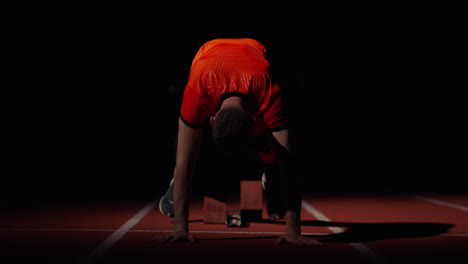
[255,132,286,220]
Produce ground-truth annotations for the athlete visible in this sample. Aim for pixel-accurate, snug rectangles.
[154,38,320,246]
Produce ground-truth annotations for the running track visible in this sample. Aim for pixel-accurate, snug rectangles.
[1,192,467,263]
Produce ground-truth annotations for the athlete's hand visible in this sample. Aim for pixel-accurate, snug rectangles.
[277,234,322,246]
[153,231,197,244]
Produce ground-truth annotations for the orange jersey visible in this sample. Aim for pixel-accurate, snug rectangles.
[180,38,287,136]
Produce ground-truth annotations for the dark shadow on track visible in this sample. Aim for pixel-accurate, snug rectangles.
[311,222,454,243]
[195,219,454,243]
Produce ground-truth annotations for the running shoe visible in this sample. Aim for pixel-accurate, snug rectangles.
[159,178,174,217]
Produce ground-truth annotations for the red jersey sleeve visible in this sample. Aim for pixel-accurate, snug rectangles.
[179,85,211,128]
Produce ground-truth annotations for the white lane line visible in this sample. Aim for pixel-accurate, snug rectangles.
[409,194,468,212]
[76,200,157,264]
[302,201,391,264]
[132,230,326,235]
[0,227,326,236]
[0,228,116,232]
[3,227,468,238]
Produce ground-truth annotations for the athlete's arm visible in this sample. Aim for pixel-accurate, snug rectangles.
[174,118,203,228]
[154,118,203,244]
[271,129,322,246]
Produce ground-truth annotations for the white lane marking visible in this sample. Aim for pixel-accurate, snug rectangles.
[0,227,325,236]
[0,228,117,232]
[409,194,468,212]
[76,200,157,264]
[2,227,468,238]
[2,228,467,237]
[302,201,391,264]
[133,230,325,235]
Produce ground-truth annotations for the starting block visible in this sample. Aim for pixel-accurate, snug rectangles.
[203,196,227,224]
[240,180,263,222]
[203,180,263,226]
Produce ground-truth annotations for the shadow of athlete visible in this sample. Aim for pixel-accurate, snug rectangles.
[188,220,453,243]
[230,220,454,243]
[314,221,454,243]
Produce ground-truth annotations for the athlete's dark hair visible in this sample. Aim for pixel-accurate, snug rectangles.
[212,107,253,155]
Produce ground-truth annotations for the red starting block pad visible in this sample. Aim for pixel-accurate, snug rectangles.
[240,181,263,222]
[203,196,227,224]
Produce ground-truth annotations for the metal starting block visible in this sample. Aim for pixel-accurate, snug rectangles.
[203,180,264,227]
[226,209,245,227]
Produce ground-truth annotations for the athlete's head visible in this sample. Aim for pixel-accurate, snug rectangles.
[211,106,253,156]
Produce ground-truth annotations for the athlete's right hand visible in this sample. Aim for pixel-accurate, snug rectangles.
[152,231,197,244]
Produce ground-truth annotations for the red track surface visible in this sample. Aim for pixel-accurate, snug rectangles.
[1,193,467,263]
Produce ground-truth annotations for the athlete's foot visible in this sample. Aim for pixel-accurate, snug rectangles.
[159,178,174,217]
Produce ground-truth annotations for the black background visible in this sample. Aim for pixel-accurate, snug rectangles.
[3,10,465,204]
